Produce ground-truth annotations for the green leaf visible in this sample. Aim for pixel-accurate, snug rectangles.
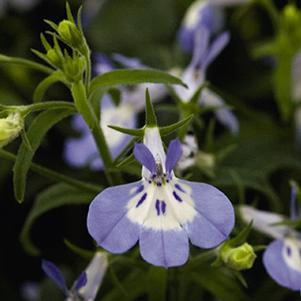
[64,239,95,259]
[190,268,250,301]
[228,221,253,247]
[147,267,167,301]
[33,71,67,103]
[89,69,187,94]
[20,183,96,255]
[13,109,73,203]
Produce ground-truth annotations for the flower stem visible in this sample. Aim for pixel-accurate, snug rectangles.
[0,149,101,193]
[20,101,76,115]
[71,80,117,185]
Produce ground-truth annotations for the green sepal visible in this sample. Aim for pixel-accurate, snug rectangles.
[108,125,144,137]
[65,2,75,23]
[145,88,157,127]
[159,114,193,136]
[44,19,58,31]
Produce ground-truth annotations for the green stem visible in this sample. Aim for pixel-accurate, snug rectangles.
[0,54,53,74]
[85,50,92,89]
[21,101,76,115]
[71,80,115,185]
[0,149,101,193]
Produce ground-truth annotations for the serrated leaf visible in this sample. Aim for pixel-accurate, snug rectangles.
[13,109,73,203]
[20,183,96,255]
[33,71,67,103]
[89,69,187,94]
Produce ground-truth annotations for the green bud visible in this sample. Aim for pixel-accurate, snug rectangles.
[57,20,84,51]
[196,151,215,171]
[220,242,256,271]
[46,49,61,67]
[0,112,23,147]
[63,55,86,82]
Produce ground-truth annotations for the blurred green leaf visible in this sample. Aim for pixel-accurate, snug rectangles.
[13,109,73,203]
[147,267,167,301]
[89,69,186,94]
[20,183,96,256]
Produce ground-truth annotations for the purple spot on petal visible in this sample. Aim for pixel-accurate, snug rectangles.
[287,246,292,257]
[157,182,162,187]
[136,185,144,194]
[136,193,147,208]
[173,191,183,203]
[156,200,161,216]
[175,184,186,193]
[161,201,166,215]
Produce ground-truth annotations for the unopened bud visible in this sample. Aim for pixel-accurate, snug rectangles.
[46,49,61,67]
[220,242,256,271]
[0,112,23,147]
[57,20,84,51]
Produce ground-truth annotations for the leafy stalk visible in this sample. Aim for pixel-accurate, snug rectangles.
[0,149,100,193]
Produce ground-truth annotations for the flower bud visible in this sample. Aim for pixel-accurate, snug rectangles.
[46,49,62,67]
[0,112,23,147]
[57,20,84,51]
[219,242,256,271]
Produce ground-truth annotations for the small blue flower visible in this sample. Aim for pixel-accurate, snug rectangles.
[240,185,301,291]
[64,54,166,170]
[42,252,108,301]
[87,127,234,268]
[175,26,239,134]
[177,0,249,53]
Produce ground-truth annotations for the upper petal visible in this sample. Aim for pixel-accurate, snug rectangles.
[239,205,290,240]
[263,240,301,291]
[165,138,183,175]
[87,182,142,253]
[180,180,234,248]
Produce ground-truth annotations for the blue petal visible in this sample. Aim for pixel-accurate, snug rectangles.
[215,107,239,135]
[139,228,189,268]
[133,143,157,175]
[41,260,68,293]
[203,31,230,70]
[290,183,298,220]
[165,139,183,174]
[181,180,234,248]
[113,53,145,68]
[94,53,115,75]
[263,240,301,291]
[74,272,88,291]
[87,182,141,253]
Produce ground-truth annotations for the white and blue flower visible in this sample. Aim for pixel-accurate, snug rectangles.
[175,26,239,134]
[240,185,301,291]
[178,0,249,53]
[87,126,234,268]
[42,252,108,301]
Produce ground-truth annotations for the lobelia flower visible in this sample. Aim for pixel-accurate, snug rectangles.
[174,26,239,134]
[239,185,301,291]
[87,124,235,268]
[42,252,108,301]
[64,54,166,170]
[178,0,250,53]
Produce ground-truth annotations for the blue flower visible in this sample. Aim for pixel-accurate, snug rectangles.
[174,26,239,134]
[240,185,301,291]
[87,126,234,268]
[42,252,108,301]
[177,0,248,53]
[64,54,166,170]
